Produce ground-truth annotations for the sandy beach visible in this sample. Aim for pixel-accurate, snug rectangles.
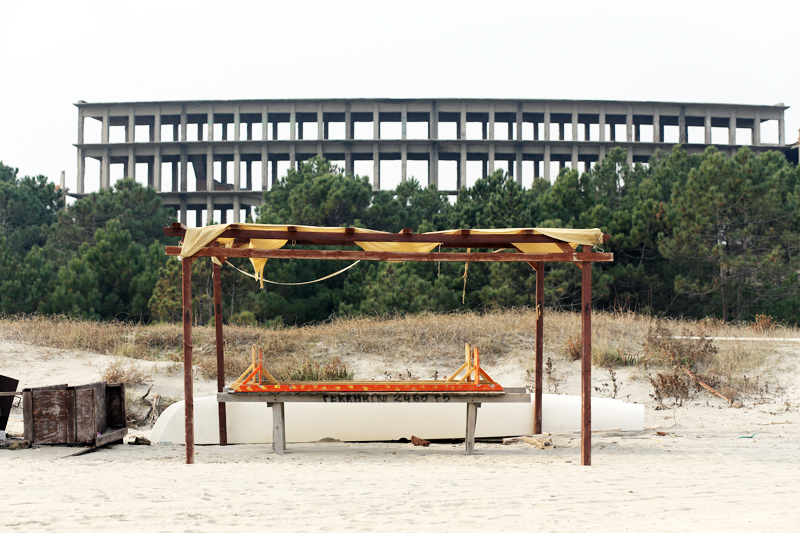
[3,339,800,532]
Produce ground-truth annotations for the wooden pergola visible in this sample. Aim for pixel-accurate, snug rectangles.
[164,223,613,465]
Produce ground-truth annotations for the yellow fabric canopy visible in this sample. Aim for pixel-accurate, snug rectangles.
[179,224,604,284]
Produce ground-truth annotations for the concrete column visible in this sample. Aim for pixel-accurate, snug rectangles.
[221,122,228,141]
[272,122,278,141]
[373,104,379,140]
[179,196,187,225]
[704,109,712,144]
[289,144,296,170]
[489,104,495,140]
[627,148,634,167]
[533,120,538,140]
[778,112,785,145]
[599,107,606,142]
[172,160,178,192]
[482,121,488,140]
[543,145,551,181]
[401,144,407,182]
[206,196,214,225]
[173,123,179,142]
[246,160,252,190]
[460,144,467,189]
[127,109,135,143]
[261,145,268,190]
[233,195,241,223]
[196,209,203,228]
[128,146,135,179]
[77,107,84,145]
[153,107,161,142]
[559,122,565,141]
[271,160,278,187]
[430,100,438,140]
[102,108,109,144]
[77,150,85,194]
[517,105,523,141]
[515,150,522,185]
[679,107,687,144]
[317,143,323,157]
[207,106,214,142]
[653,108,661,143]
[206,146,214,191]
[297,121,303,140]
[544,104,551,141]
[262,105,269,141]
[488,143,495,175]
[584,122,590,141]
[482,159,488,179]
[234,146,241,191]
[609,122,616,142]
[345,146,353,175]
[753,110,761,145]
[180,147,188,191]
[373,146,380,190]
[559,160,566,171]
[290,105,296,141]
[634,124,640,142]
[402,103,408,140]
[180,107,187,142]
[429,145,438,187]
[598,145,606,163]
[101,149,110,189]
[572,145,579,171]
[234,106,240,142]
[147,160,154,188]
[508,122,514,140]
[460,103,467,140]
[246,121,252,141]
[317,104,324,140]
[345,104,352,140]
[154,148,162,191]
[533,158,539,178]
[625,106,633,142]
[572,106,578,141]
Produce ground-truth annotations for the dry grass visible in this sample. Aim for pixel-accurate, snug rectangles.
[100,358,149,386]
[1,310,795,390]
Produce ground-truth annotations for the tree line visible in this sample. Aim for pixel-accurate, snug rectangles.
[2,144,799,325]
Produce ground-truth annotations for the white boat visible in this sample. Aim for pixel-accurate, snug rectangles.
[151,394,644,445]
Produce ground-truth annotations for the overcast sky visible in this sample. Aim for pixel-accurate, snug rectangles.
[2,0,798,190]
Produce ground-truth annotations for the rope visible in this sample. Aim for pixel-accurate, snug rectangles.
[226,260,361,286]
[462,248,470,304]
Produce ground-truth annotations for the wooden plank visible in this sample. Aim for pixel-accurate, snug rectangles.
[163,226,598,247]
[271,402,286,454]
[581,262,592,466]
[23,391,33,442]
[95,427,128,447]
[534,260,544,435]
[31,390,72,444]
[218,392,531,404]
[106,384,126,429]
[212,262,228,446]
[74,388,96,444]
[235,380,504,393]
[165,246,614,264]
[182,257,195,465]
[74,382,107,433]
[465,403,479,455]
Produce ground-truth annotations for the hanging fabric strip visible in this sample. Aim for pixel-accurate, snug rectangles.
[225,260,361,286]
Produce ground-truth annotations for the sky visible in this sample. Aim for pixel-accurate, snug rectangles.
[1,0,798,191]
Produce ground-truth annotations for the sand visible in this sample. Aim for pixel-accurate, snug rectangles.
[2,339,800,531]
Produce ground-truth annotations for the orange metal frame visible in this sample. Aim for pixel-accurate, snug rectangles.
[231,344,503,393]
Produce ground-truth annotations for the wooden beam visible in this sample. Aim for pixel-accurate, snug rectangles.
[218,392,531,403]
[465,403,479,455]
[165,246,613,264]
[212,262,228,447]
[182,257,195,465]
[581,262,592,466]
[534,261,544,435]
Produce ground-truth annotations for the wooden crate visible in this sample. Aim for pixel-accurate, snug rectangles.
[23,382,127,446]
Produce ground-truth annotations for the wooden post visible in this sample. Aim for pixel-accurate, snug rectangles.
[465,402,479,455]
[182,257,195,464]
[581,262,592,466]
[22,390,33,442]
[271,402,286,454]
[534,261,544,435]
[212,261,228,446]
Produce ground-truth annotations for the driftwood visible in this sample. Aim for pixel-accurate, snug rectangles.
[410,435,430,447]
[683,367,743,408]
[144,394,162,427]
[502,435,554,449]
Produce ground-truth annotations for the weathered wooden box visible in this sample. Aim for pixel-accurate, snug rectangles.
[22,382,127,446]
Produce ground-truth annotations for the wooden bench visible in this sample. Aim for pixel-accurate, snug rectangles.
[218,388,530,455]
